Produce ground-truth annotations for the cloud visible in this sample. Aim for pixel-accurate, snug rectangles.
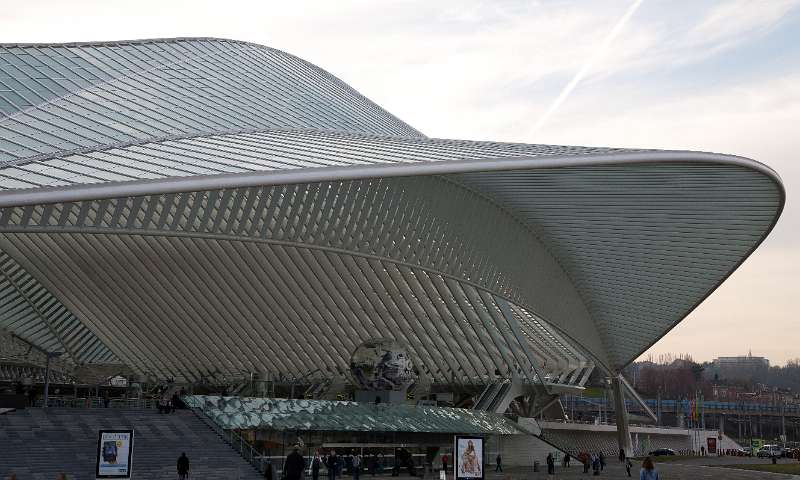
[535,68,800,227]
[687,0,799,47]
[530,0,645,135]
[1,0,798,365]
[532,70,800,365]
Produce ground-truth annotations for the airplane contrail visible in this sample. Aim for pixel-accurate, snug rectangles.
[529,0,644,138]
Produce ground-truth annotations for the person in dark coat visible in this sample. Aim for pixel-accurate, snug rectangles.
[265,461,273,480]
[581,453,590,474]
[546,453,554,474]
[326,450,339,480]
[177,452,190,480]
[369,453,379,476]
[495,454,502,472]
[172,392,182,411]
[285,446,306,480]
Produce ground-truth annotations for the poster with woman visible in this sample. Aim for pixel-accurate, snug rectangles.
[455,436,483,480]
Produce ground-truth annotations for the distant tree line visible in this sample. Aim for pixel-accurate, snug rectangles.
[623,354,709,399]
[763,359,800,392]
[622,355,800,399]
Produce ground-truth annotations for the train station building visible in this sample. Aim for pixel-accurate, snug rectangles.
[0,37,784,474]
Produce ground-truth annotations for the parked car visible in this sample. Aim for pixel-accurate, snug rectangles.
[757,445,784,458]
[649,448,676,456]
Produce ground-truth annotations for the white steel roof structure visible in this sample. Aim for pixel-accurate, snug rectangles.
[0,38,784,387]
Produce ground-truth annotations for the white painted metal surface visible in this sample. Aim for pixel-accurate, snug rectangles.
[0,38,783,384]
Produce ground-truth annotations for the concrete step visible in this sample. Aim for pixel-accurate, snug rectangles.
[0,408,264,480]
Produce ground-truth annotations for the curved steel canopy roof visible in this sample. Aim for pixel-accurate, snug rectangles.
[0,38,784,385]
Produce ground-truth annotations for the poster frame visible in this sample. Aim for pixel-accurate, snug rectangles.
[95,429,135,479]
[453,435,485,480]
[707,437,717,455]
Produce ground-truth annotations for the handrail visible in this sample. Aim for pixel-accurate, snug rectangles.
[563,395,800,414]
[34,395,159,409]
[187,403,265,474]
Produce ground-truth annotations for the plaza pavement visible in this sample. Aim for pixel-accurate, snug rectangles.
[429,457,800,479]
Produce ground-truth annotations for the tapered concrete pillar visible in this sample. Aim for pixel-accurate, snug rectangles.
[612,375,633,457]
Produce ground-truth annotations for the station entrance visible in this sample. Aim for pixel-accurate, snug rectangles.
[186,395,525,476]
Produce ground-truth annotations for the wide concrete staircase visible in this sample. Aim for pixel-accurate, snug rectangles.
[0,407,264,480]
[539,428,691,457]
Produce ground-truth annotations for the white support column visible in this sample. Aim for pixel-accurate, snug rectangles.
[612,375,633,458]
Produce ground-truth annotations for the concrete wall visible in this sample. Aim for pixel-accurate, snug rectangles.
[490,434,564,467]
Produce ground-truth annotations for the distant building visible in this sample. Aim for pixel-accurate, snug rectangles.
[710,353,770,383]
[713,354,770,370]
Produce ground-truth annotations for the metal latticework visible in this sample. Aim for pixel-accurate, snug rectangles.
[0,38,783,384]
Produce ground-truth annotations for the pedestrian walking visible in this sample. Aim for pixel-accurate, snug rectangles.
[599,452,605,471]
[546,453,554,475]
[345,453,353,476]
[352,453,362,480]
[369,453,379,476]
[326,450,340,480]
[625,457,632,477]
[619,448,625,463]
[441,454,448,474]
[285,445,306,480]
[495,454,502,472]
[177,452,190,480]
[312,451,323,480]
[640,457,659,480]
[159,396,170,414]
[562,452,570,468]
[172,392,182,411]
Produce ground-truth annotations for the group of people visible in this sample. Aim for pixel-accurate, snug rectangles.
[574,451,606,475]
[287,447,368,480]
[548,450,659,478]
[157,389,186,414]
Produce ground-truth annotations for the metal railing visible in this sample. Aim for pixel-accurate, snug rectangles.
[563,395,800,415]
[188,405,265,474]
[33,395,159,409]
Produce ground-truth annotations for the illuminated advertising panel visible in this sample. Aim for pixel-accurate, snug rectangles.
[96,430,134,478]
[454,436,483,480]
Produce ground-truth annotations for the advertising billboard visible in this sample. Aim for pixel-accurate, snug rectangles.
[454,436,483,480]
[95,430,134,478]
[707,437,717,454]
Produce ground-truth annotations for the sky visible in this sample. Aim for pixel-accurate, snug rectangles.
[1,0,799,365]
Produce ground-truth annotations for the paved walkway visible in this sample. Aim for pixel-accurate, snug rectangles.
[460,458,800,479]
